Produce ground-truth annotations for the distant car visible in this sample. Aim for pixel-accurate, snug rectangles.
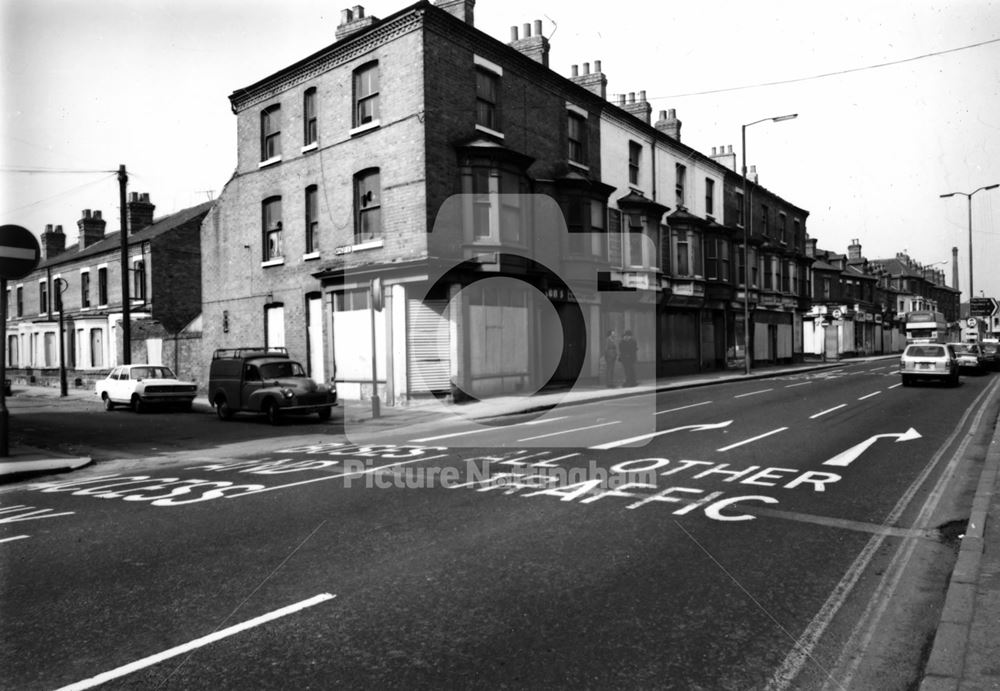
[948,342,985,374]
[900,343,959,387]
[980,342,1000,371]
[96,364,197,412]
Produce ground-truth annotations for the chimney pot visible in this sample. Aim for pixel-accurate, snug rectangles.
[510,26,518,40]
[340,8,353,23]
[533,19,542,35]
[638,90,646,101]
[711,147,717,155]
[83,209,91,219]
[667,108,675,118]
[523,23,531,37]
[94,210,102,220]
[594,60,601,72]
[727,145,733,154]
[571,64,578,77]
[45,224,53,233]
[352,5,364,18]
[583,62,590,75]
[628,92,635,103]
[618,94,626,105]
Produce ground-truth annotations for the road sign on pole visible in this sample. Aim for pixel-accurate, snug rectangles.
[1,224,41,457]
[0,225,41,280]
[969,297,998,318]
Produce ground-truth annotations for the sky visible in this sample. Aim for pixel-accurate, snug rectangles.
[3,0,999,301]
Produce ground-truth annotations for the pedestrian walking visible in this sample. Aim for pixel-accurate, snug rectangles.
[619,329,638,386]
[604,329,618,387]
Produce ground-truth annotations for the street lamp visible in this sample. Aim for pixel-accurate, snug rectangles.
[741,113,797,375]
[54,278,69,396]
[940,183,999,301]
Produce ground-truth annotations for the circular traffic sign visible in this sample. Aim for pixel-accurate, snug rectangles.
[967,317,978,327]
[0,225,41,280]
[832,309,842,319]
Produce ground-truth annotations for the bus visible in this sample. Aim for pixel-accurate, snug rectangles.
[904,311,948,343]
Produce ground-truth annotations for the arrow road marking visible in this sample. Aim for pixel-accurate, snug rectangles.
[590,420,733,450]
[822,428,922,467]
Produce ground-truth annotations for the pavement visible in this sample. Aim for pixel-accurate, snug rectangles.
[1,354,998,689]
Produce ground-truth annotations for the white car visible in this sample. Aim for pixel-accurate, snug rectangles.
[96,364,197,412]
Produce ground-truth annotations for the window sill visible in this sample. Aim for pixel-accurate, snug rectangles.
[301,142,319,154]
[350,120,381,137]
[258,156,282,169]
[261,257,285,268]
[475,124,505,140]
[303,251,321,261]
[334,238,383,255]
[568,160,590,172]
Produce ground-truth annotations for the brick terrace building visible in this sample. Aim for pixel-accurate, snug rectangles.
[203,0,813,404]
[4,195,212,389]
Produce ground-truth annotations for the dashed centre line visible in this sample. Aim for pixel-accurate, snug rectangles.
[716,427,788,452]
[735,388,774,399]
[810,404,847,419]
[858,391,882,401]
[516,420,621,442]
[655,401,713,416]
[411,416,568,442]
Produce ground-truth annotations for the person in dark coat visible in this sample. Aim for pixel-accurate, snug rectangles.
[604,329,618,387]
[619,329,638,386]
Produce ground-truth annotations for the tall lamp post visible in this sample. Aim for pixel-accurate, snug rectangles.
[54,278,69,397]
[741,113,797,375]
[940,184,998,302]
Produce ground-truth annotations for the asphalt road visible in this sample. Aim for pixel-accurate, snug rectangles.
[1,362,998,690]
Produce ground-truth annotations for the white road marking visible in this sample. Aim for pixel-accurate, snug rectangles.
[785,382,813,388]
[887,383,902,389]
[857,391,881,401]
[591,421,733,451]
[655,401,712,415]
[229,455,449,497]
[0,535,30,544]
[716,427,788,452]
[56,593,336,691]
[822,429,922,467]
[868,367,888,372]
[516,421,621,442]
[411,416,568,442]
[735,388,773,398]
[809,404,847,419]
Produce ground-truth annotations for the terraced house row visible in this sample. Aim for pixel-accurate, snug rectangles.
[4,0,961,401]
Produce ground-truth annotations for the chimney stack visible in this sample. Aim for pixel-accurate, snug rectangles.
[847,238,862,261]
[952,246,959,290]
[508,18,548,67]
[710,144,737,172]
[435,0,475,25]
[41,223,66,259]
[336,5,379,41]
[569,59,606,99]
[654,108,682,141]
[127,192,155,233]
[805,236,817,258]
[621,89,651,125]
[77,209,107,249]
[748,164,759,184]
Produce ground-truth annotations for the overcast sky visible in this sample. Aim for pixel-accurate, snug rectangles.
[3,0,999,300]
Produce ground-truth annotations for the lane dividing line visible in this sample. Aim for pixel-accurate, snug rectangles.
[655,401,713,416]
[735,388,774,399]
[857,391,881,401]
[516,421,621,442]
[411,416,569,442]
[887,383,902,389]
[785,382,813,388]
[0,535,29,544]
[716,427,788,452]
[56,593,336,691]
[810,404,847,419]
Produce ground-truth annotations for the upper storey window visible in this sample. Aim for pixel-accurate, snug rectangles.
[476,68,499,131]
[567,112,586,165]
[353,62,379,127]
[260,104,281,162]
[303,88,318,146]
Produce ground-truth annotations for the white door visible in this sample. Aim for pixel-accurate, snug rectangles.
[307,296,324,381]
[266,305,286,349]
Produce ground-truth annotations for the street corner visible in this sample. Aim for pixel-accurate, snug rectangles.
[0,445,92,482]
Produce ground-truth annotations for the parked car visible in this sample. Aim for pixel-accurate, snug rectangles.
[948,342,985,374]
[208,347,336,424]
[900,343,959,387]
[96,364,198,412]
[980,341,1000,371]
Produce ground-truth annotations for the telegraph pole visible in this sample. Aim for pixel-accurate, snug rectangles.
[118,164,131,364]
